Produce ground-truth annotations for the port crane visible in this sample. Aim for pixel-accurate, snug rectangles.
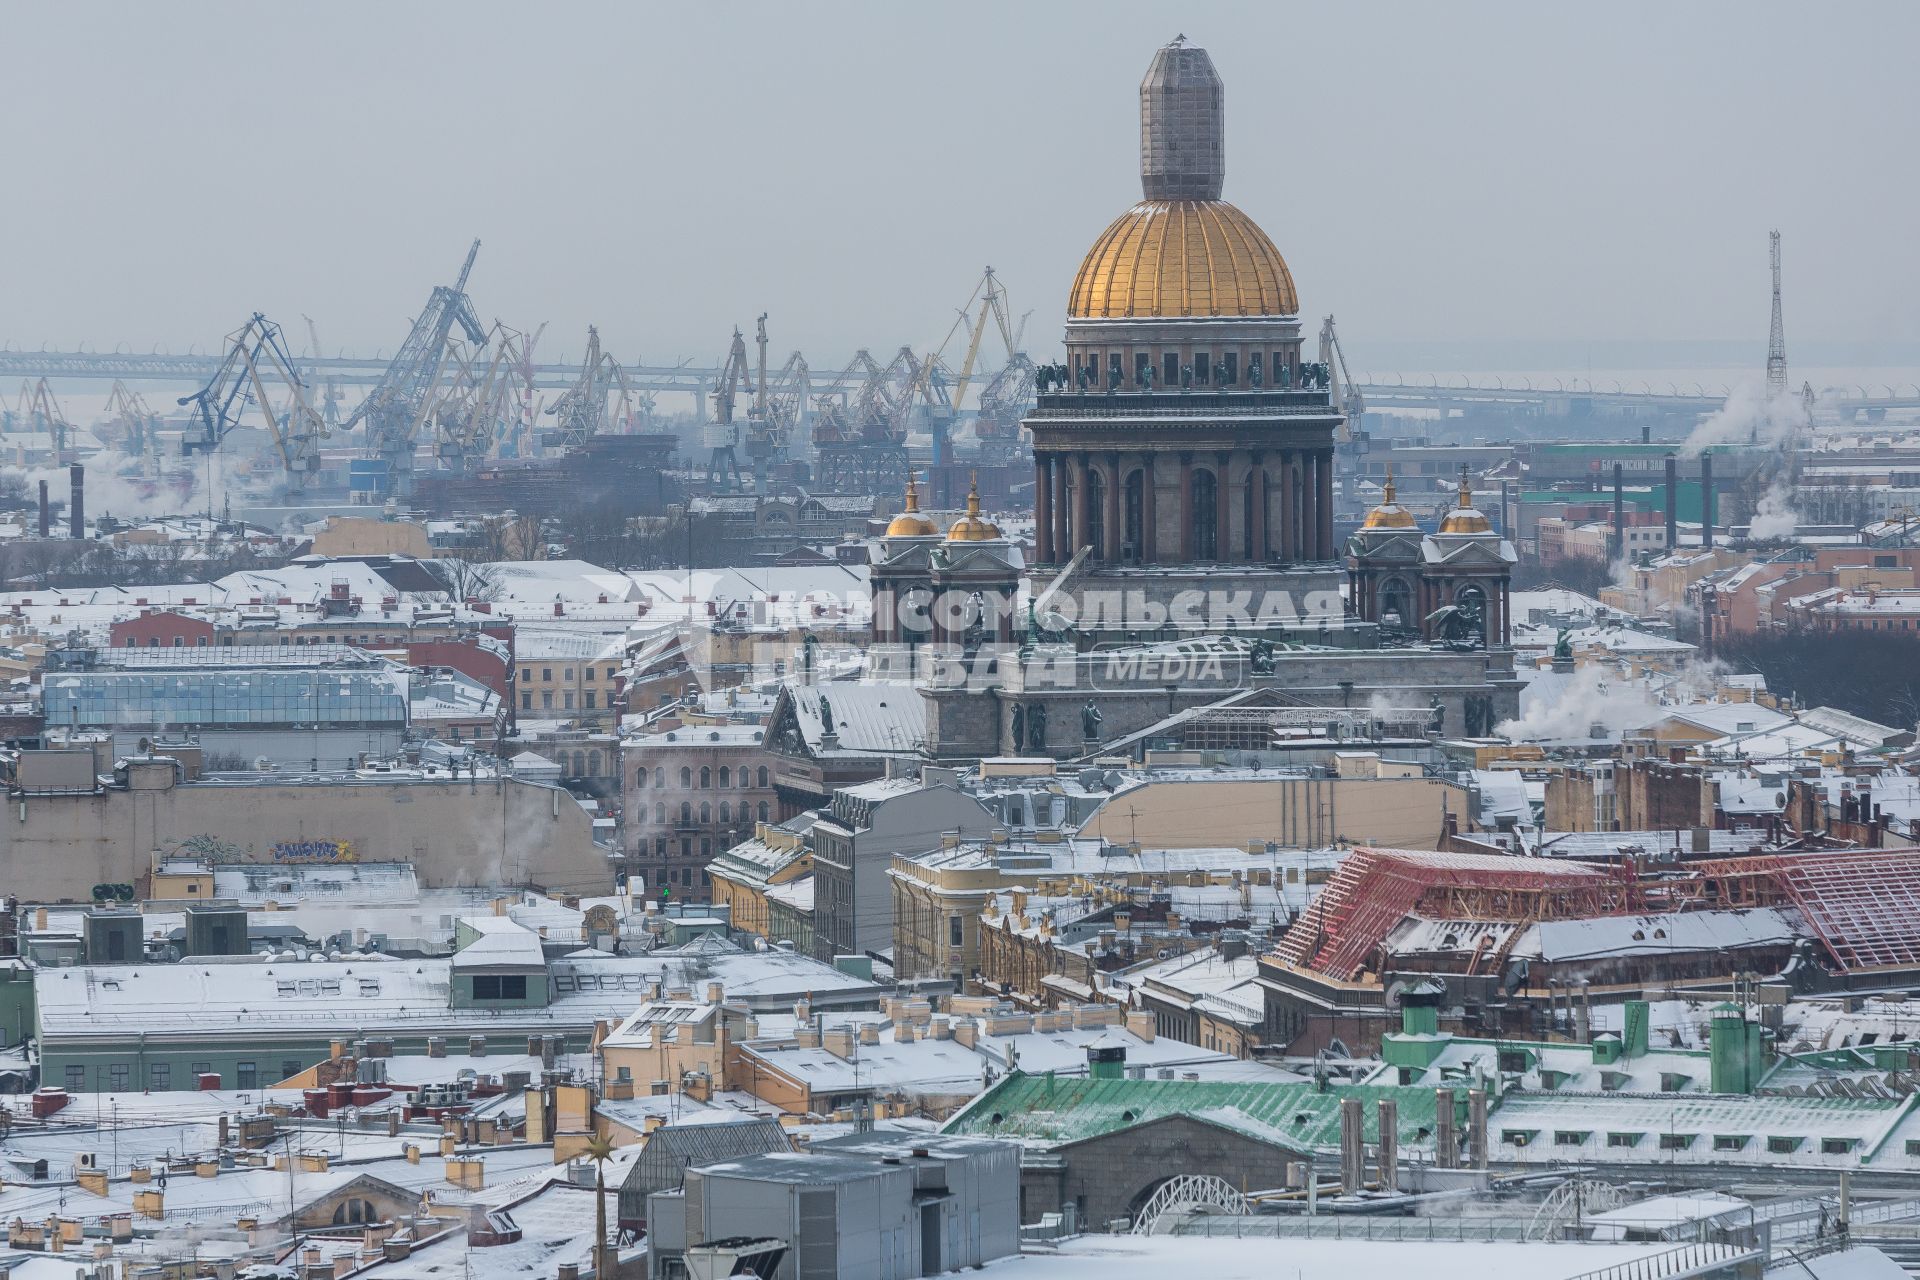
[341,239,488,497]
[178,313,329,486]
[704,327,755,493]
[542,325,638,450]
[1318,315,1365,440]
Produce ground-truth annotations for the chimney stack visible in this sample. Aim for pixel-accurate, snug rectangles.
[38,480,49,537]
[1664,453,1678,549]
[69,464,84,540]
[1610,463,1625,562]
[1700,452,1715,549]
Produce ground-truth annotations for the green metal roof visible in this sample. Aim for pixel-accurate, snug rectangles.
[940,1072,1443,1151]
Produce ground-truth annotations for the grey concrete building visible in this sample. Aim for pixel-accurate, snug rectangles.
[645,1133,1019,1280]
[808,777,999,965]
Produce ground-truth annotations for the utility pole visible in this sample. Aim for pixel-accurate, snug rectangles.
[1767,230,1788,400]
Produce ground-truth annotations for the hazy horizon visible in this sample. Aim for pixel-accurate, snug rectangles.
[6,0,1917,372]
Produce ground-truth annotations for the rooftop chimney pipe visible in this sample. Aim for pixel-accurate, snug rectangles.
[38,480,49,538]
[1611,463,1625,562]
[69,465,84,540]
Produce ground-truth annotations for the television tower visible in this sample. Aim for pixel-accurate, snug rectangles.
[1766,230,1788,399]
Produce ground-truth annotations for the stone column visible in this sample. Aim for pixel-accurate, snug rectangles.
[1178,452,1194,562]
[1034,456,1054,565]
[1317,447,1335,561]
[1278,450,1296,562]
[1141,454,1159,562]
[1069,452,1089,559]
[1215,451,1233,562]
[1105,451,1123,563]
[1251,451,1268,562]
[1053,454,1071,561]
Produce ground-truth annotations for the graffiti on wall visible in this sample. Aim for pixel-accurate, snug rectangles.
[269,839,357,864]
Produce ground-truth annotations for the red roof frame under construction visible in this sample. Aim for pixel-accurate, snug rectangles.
[1271,847,1632,981]
[1271,844,1920,981]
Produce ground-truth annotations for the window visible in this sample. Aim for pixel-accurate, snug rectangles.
[1606,1132,1641,1148]
[1553,1131,1588,1147]
[563,692,574,710]
[1712,1135,1747,1152]
[1163,352,1180,387]
[719,766,731,787]
[148,1063,170,1090]
[237,1061,257,1090]
[66,1065,85,1090]
[584,691,596,709]
[1821,1138,1857,1155]
[949,917,964,947]
[700,767,712,788]
[653,768,664,788]
[679,802,692,825]
[1194,351,1210,385]
[758,801,770,822]
[655,803,666,823]
[332,1199,378,1226]
[541,691,553,709]
[281,1059,302,1081]
[1768,1136,1803,1154]
[719,801,731,824]
[699,802,711,825]
[191,1061,211,1076]
[542,668,552,682]
[1658,1133,1693,1151]
[521,692,532,710]
[757,766,770,788]
[110,1064,130,1090]
[1221,352,1238,385]
[585,667,596,681]
[681,766,693,788]
[471,974,529,1001]
[521,669,532,682]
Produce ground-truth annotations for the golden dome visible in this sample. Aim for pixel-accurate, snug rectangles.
[946,473,1002,542]
[885,474,938,537]
[1067,200,1299,319]
[1361,466,1418,530]
[1438,465,1494,535]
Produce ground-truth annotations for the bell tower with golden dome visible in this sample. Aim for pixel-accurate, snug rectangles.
[1027,37,1344,609]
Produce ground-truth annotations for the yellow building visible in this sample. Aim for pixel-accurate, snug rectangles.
[309,516,430,559]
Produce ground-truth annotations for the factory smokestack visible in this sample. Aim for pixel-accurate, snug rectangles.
[1139,37,1224,201]
[1664,453,1678,550]
[1611,463,1624,562]
[1700,452,1714,549]
[38,480,49,538]
[69,465,84,540]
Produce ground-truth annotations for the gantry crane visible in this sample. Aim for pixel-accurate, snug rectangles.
[1318,315,1365,442]
[431,322,542,471]
[100,381,163,469]
[704,327,755,492]
[542,325,638,450]
[301,315,346,430]
[813,347,914,494]
[177,313,329,487]
[14,379,75,458]
[341,239,488,498]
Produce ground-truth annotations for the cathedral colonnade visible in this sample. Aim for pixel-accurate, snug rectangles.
[1033,445,1335,566]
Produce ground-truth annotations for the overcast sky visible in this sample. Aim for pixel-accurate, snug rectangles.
[5,0,1916,371]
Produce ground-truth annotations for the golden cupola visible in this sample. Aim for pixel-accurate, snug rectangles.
[946,474,1002,541]
[885,474,939,537]
[1361,466,1418,530]
[1438,466,1494,535]
[1066,38,1298,320]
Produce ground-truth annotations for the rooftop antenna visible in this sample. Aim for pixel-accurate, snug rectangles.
[1766,230,1788,400]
